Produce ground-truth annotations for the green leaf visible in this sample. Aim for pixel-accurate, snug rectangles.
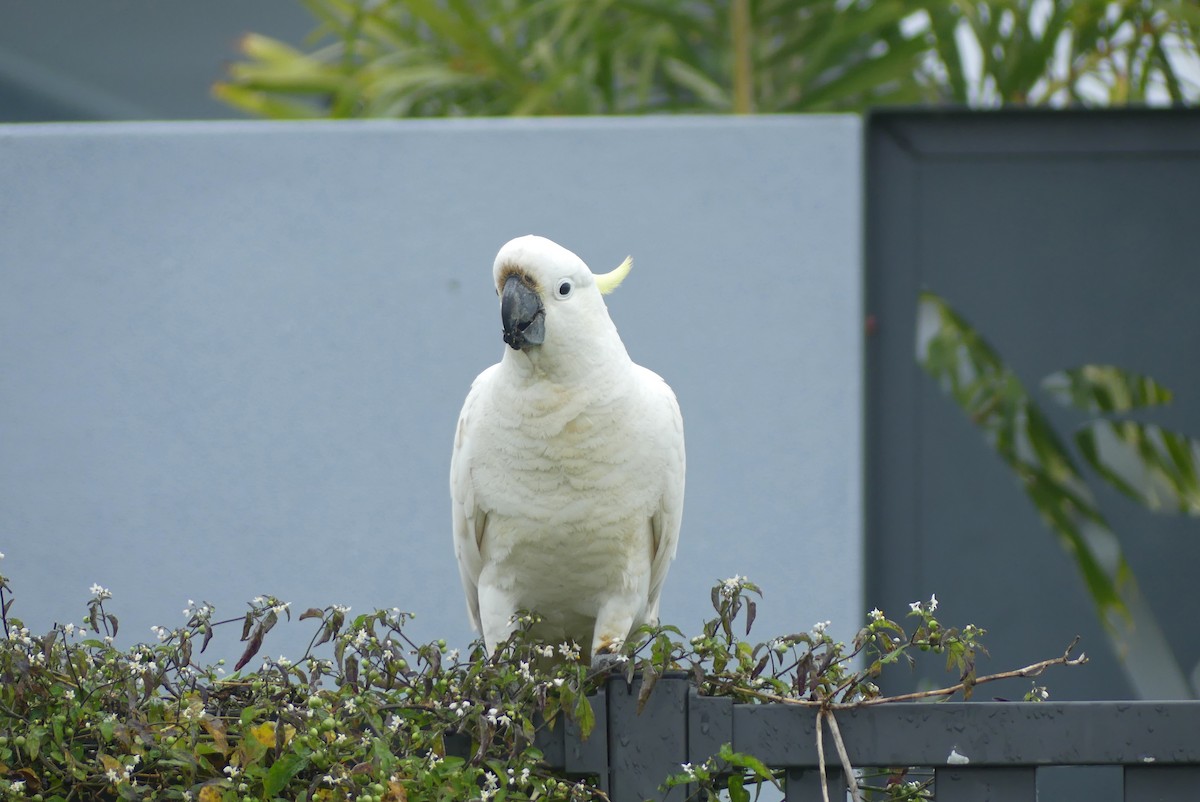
[727,773,749,802]
[1076,420,1200,515]
[1042,365,1173,413]
[573,691,595,739]
[661,56,730,110]
[719,743,777,784]
[264,753,309,797]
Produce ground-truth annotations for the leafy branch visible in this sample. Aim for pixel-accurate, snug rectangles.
[214,0,1200,119]
[0,558,1084,802]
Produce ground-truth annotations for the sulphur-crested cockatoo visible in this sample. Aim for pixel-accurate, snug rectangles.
[450,235,685,661]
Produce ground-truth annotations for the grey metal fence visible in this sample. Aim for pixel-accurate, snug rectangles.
[537,675,1200,801]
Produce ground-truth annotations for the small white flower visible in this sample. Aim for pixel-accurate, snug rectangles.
[552,678,565,687]
[0,551,5,559]
[10,780,25,793]
[929,593,939,612]
[720,575,747,598]
[680,762,697,779]
[344,698,357,714]
[64,689,75,700]
[811,620,831,636]
[869,608,884,622]
[271,601,291,614]
[89,583,111,600]
[106,767,122,782]
[558,641,581,661]
[333,604,351,614]
[909,600,922,612]
[223,765,241,778]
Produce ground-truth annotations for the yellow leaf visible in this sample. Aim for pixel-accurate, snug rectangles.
[198,785,225,802]
[200,718,230,754]
[384,779,408,802]
[250,721,295,747]
[99,753,126,782]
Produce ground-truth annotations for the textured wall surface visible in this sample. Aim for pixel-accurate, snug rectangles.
[0,117,863,664]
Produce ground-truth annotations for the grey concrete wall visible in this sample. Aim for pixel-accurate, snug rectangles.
[0,117,862,665]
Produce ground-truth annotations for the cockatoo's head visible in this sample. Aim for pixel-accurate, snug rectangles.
[492,235,632,354]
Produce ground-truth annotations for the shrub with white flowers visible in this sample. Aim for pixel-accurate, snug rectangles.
[0,555,1081,802]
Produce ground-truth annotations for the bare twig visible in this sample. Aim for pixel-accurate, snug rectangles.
[743,637,1086,709]
[824,709,862,802]
[815,707,830,802]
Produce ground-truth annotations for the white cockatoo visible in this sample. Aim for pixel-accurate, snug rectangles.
[450,235,685,662]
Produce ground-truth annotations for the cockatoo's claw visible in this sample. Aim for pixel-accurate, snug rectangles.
[589,651,625,674]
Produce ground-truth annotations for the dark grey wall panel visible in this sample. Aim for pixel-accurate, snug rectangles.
[0,117,862,664]
[866,109,1200,701]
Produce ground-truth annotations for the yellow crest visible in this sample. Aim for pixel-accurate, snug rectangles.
[594,256,633,295]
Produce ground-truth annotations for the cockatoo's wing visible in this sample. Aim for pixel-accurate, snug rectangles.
[642,367,686,625]
[450,365,497,633]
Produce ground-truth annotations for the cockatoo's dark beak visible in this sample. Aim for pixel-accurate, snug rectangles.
[501,273,545,350]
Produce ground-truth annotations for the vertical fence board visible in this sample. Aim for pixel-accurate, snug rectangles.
[565,687,609,781]
[688,691,733,763]
[936,767,1036,802]
[607,675,689,801]
[1124,766,1200,801]
[784,767,843,802]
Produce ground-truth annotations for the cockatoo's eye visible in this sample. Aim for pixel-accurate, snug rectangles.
[554,278,574,300]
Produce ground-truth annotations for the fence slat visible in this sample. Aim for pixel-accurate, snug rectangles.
[726,702,1200,766]
[688,690,732,763]
[566,686,609,779]
[1124,766,1200,801]
[783,767,843,802]
[607,674,689,801]
[936,767,1036,802]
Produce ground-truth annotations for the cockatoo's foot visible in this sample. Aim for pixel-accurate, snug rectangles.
[589,634,628,673]
[589,651,625,674]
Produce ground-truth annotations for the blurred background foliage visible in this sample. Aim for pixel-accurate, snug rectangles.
[215,0,1200,118]
[918,294,1200,699]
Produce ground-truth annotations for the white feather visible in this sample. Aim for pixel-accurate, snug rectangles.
[450,235,685,658]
